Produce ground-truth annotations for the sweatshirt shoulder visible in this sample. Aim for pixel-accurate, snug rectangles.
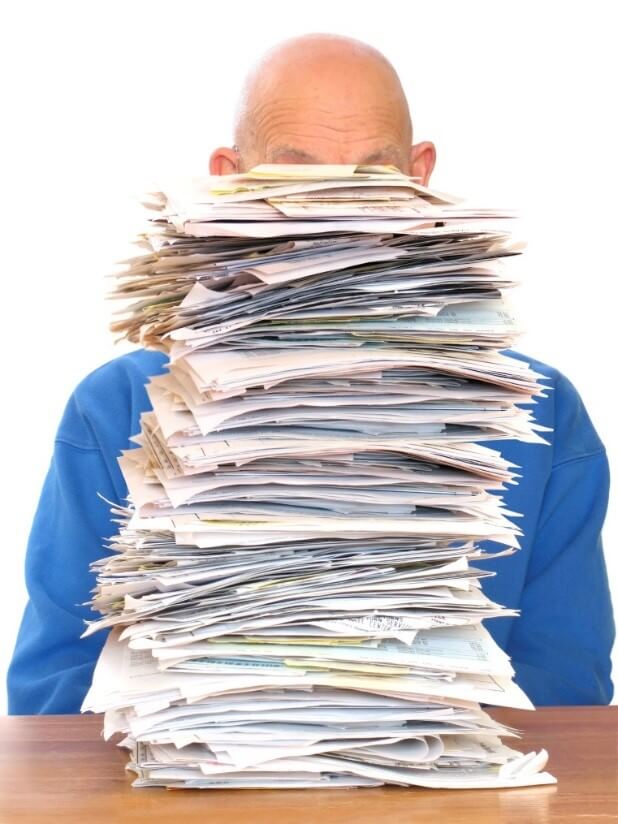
[504,348,606,466]
[73,348,168,397]
[56,349,169,449]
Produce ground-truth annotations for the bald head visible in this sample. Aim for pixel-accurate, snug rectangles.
[210,33,436,182]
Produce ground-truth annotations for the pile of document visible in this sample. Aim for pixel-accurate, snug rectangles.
[82,164,556,789]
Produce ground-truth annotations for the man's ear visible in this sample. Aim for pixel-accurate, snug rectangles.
[209,146,241,175]
[409,141,436,186]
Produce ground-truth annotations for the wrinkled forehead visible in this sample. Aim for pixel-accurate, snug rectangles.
[248,91,410,167]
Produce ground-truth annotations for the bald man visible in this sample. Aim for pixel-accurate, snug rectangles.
[7,34,614,714]
[210,34,435,181]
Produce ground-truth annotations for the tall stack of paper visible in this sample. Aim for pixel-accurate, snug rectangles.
[82,164,556,789]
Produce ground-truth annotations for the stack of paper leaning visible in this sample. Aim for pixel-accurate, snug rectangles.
[81,164,556,789]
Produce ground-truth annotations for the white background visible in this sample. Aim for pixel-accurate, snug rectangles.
[1,0,616,712]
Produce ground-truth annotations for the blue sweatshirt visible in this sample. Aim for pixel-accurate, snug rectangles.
[6,348,615,713]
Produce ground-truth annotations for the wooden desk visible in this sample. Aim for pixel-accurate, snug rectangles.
[0,708,616,823]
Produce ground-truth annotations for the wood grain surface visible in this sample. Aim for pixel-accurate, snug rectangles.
[0,707,616,823]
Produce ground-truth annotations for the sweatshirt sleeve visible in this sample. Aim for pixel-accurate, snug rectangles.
[6,411,122,714]
[507,446,614,705]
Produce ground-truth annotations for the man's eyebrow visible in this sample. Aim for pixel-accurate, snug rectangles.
[269,145,319,162]
[360,146,403,165]
[268,144,403,165]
